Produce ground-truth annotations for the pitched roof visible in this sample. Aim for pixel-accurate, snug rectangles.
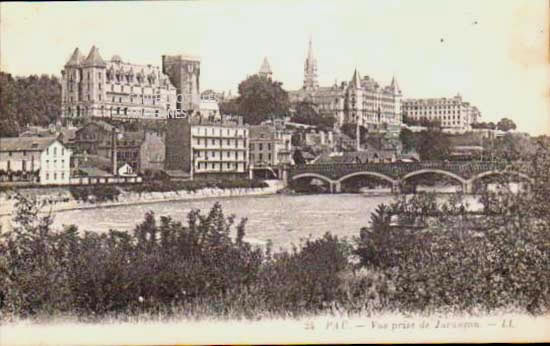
[78,167,112,177]
[82,46,106,67]
[0,136,57,152]
[78,120,116,134]
[78,154,130,172]
[65,47,84,67]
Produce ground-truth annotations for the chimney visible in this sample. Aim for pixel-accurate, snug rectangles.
[111,127,117,175]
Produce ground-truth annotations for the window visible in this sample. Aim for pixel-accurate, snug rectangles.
[259,143,263,151]
[259,153,263,161]
[250,143,255,150]
[53,147,57,156]
[8,151,12,157]
[268,153,272,161]
[61,173,65,179]
[227,163,231,169]
[268,143,272,150]
[46,173,49,181]
[54,173,57,180]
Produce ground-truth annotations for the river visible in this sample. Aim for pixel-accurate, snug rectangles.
[45,193,485,251]
[43,194,392,250]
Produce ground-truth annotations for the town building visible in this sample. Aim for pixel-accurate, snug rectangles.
[288,39,402,129]
[249,124,292,167]
[162,54,201,113]
[73,120,165,173]
[165,115,249,178]
[0,137,72,185]
[61,46,178,121]
[401,94,481,133]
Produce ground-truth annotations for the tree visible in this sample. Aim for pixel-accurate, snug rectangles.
[0,72,61,137]
[497,118,517,132]
[340,123,367,141]
[293,149,306,165]
[234,75,290,125]
[290,101,336,131]
[219,99,239,115]
[416,129,452,160]
[399,128,417,153]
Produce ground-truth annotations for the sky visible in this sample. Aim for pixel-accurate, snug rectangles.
[1,0,549,135]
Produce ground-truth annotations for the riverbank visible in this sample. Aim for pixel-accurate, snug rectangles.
[0,180,285,217]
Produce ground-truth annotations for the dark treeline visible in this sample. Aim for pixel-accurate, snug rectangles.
[0,72,62,137]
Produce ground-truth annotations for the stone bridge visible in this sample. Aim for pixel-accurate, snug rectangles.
[284,161,531,193]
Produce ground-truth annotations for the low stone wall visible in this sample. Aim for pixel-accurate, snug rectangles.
[0,180,284,217]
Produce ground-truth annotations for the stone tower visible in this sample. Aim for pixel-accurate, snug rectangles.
[61,46,107,119]
[303,37,318,91]
[61,48,84,118]
[162,54,201,114]
[80,46,107,117]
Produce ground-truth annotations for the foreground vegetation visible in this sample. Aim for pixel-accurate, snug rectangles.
[1,140,549,321]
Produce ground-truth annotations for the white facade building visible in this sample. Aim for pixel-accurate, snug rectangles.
[0,137,72,185]
[401,94,481,132]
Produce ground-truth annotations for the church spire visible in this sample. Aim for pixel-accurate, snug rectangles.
[390,75,401,95]
[258,57,272,79]
[351,68,361,89]
[303,36,318,91]
[307,35,314,61]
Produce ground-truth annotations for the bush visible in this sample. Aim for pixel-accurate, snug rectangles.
[255,233,351,315]
[354,193,550,315]
[0,197,264,318]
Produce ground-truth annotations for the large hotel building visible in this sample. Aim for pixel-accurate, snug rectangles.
[60,46,201,120]
[289,39,402,130]
[401,94,481,132]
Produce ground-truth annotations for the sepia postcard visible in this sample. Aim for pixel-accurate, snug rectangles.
[0,0,549,344]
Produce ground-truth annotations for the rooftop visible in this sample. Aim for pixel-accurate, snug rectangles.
[0,136,58,152]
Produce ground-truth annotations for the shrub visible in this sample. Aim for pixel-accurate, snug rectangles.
[354,193,550,315]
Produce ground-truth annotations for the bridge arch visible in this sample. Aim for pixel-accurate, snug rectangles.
[401,169,467,185]
[469,170,534,185]
[337,171,396,185]
[291,173,334,185]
